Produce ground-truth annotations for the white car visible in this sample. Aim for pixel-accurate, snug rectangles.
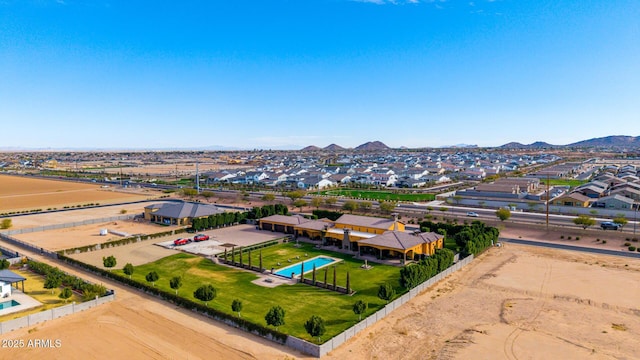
[466,211,479,217]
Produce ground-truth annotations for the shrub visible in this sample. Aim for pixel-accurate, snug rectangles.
[575,236,580,240]
[602,240,607,244]
[567,236,572,240]
[624,242,631,247]
[633,238,638,242]
[629,246,636,252]
[560,235,564,239]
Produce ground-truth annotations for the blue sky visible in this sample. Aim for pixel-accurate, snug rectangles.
[1,0,639,150]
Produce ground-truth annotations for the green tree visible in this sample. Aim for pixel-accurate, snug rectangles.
[324,197,337,208]
[193,284,216,306]
[285,190,306,203]
[123,263,134,279]
[261,193,275,203]
[379,201,397,214]
[378,282,396,303]
[495,208,511,222]
[342,200,358,214]
[44,275,61,294]
[231,299,243,318]
[102,255,117,270]
[0,259,9,270]
[304,315,326,343]
[352,300,368,321]
[145,271,159,287]
[358,201,372,213]
[0,218,12,229]
[311,197,323,209]
[293,199,307,212]
[613,214,628,230]
[573,214,596,230]
[265,305,286,331]
[182,188,198,197]
[59,287,73,303]
[170,276,183,295]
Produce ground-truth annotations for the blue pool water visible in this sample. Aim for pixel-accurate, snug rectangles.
[275,257,337,278]
[0,299,20,310]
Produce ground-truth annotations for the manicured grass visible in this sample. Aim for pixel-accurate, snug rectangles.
[546,179,587,187]
[318,189,435,202]
[116,243,404,343]
[0,268,83,322]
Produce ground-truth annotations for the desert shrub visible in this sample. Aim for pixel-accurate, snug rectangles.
[624,242,631,247]
[632,238,638,242]
[567,236,572,240]
[575,236,580,240]
[602,240,607,244]
[629,246,636,251]
[560,235,564,239]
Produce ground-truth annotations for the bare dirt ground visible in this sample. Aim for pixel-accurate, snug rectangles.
[14,218,167,251]
[326,244,640,360]
[0,175,156,212]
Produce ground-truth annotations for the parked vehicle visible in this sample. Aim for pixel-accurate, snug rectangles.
[600,222,620,230]
[466,212,479,217]
[173,238,191,246]
[193,234,210,242]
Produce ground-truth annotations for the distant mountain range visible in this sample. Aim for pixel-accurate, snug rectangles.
[300,141,389,151]
[499,135,640,149]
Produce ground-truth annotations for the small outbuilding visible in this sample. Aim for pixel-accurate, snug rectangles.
[0,269,27,296]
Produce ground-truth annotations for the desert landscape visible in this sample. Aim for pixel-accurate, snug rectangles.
[0,174,157,212]
[1,234,639,359]
[1,176,639,359]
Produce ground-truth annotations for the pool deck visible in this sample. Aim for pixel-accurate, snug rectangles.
[0,289,42,317]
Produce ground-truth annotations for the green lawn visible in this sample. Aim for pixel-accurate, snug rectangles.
[545,179,587,187]
[116,243,404,343]
[318,189,435,202]
[0,268,83,322]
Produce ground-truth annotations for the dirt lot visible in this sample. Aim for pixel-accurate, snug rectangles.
[0,174,156,212]
[7,202,157,230]
[326,244,640,360]
[14,217,170,251]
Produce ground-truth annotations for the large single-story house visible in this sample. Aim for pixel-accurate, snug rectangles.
[144,202,226,226]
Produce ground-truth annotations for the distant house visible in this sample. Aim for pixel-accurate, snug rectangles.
[574,185,606,199]
[144,202,226,226]
[552,193,592,207]
[592,194,636,210]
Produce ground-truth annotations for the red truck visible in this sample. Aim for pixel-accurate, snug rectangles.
[173,238,191,246]
[193,234,209,242]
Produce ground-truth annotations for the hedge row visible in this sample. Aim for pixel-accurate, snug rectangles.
[57,254,288,344]
[399,248,454,289]
[26,259,108,299]
[60,228,187,255]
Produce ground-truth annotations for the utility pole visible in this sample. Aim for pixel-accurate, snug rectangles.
[196,157,200,194]
[546,173,550,231]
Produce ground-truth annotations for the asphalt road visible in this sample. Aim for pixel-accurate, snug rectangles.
[501,237,640,259]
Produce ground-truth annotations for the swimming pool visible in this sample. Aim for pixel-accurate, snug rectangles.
[0,299,20,310]
[274,256,338,278]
